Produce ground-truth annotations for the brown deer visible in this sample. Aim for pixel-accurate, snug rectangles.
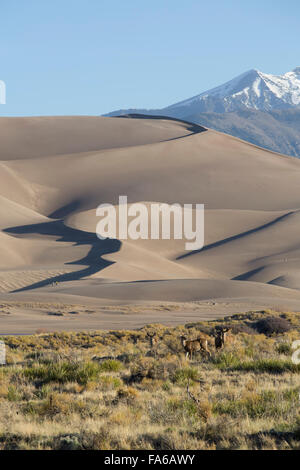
[180,335,211,360]
[214,327,230,350]
[147,332,159,348]
[146,332,160,357]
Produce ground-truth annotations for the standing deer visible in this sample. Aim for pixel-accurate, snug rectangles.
[147,332,159,348]
[147,332,160,357]
[180,335,211,360]
[214,327,230,350]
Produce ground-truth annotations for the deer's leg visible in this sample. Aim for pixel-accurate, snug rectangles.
[204,342,211,357]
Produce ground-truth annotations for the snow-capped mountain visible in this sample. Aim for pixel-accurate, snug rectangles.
[164,68,300,114]
[107,67,300,117]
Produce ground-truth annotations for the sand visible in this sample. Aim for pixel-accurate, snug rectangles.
[1,115,300,333]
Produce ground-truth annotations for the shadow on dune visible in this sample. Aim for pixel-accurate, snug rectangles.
[177,210,296,261]
[117,113,207,136]
[3,220,121,293]
[232,266,266,281]
[49,200,81,219]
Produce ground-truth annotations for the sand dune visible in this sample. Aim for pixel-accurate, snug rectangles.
[0,116,201,160]
[1,115,300,333]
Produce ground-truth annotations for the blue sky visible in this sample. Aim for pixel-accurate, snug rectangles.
[0,0,299,116]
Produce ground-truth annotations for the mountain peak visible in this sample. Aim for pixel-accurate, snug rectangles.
[106,67,300,117]
[247,68,261,74]
[167,67,300,113]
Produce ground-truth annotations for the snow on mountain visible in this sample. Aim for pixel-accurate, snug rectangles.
[165,68,300,114]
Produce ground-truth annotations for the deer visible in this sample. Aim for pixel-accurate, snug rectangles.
[147,332,159,348]
[146,332,160,357]
[180,335,211,360]
[214,327,230,350]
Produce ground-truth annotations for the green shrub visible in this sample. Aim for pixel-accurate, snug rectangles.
[276,343,293,355]
[172,367,199,384]
[216,358,300,374]
[162,381,172,391]
[211,352,241,369]
[167,398,199,417]
[98,375,122,390]
[98,359,123,372]
[23,361,101,385]
[34,384,51,399]
[213,388,298,419]
[7,386,22,402]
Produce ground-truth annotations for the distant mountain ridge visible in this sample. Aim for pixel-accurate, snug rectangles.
[106,68,300,157]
